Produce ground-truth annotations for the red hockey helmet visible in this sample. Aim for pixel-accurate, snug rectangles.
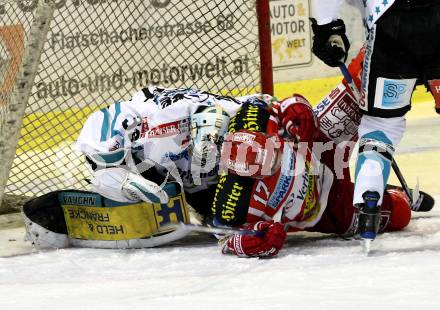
[220,129,284,178]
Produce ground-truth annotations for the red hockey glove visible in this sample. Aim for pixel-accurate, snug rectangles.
[221,130,283,178]
[276,94,319,142]
[222,221,287,258]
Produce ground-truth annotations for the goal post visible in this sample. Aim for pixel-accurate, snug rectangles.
[0,0,273,211]
[0,0,56,211]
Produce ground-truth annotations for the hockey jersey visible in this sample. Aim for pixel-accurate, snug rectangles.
[311,0,396,29]
[245,143,335,231]
[76,86,242,193]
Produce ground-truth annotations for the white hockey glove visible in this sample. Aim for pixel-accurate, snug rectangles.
[91,167,168,204]
[121,172,169,204]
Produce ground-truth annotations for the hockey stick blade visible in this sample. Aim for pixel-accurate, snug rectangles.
[411,177,421,208]
[410,185,435,212]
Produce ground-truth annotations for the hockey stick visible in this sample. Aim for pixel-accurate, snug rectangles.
[390,159,415,203]
[338,63,418,204]
[339,63,361,101]
[163,222,264,237]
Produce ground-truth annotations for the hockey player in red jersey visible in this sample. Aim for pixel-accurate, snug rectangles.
[212,52,433,258]
[214,94,420,258]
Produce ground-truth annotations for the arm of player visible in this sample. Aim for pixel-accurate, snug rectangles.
[310,0,349,67]
[75,105,131,167]
[76,89,157,168]
[220,221,287,258]
[311,0,343,25]
[428,80,440,114]
[221,130,283,178]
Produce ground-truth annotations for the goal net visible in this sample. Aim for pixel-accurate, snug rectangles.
[0,0,272,210]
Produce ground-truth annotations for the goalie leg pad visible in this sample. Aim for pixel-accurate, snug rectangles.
[22,184,189,249]
[23,190,69,249]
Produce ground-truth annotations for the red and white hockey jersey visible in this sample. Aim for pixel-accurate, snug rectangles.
[246,143,335,231]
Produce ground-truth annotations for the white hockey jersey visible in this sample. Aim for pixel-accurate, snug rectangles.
[311,0,396,29]
[76,86,243,193]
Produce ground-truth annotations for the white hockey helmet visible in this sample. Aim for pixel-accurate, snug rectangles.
[190,105,230,167]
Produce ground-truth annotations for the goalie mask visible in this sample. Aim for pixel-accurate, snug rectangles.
[190,105,230,168]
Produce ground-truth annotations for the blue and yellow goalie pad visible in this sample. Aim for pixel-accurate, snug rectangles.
[22,182,191,248]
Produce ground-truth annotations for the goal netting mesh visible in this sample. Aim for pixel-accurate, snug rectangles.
[0,0,271,210]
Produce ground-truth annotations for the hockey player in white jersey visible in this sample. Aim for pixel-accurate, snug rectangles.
[310,0,440,242]
[23,86,256,249]
[75,86,247,220]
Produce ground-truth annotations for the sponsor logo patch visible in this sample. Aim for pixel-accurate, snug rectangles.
[143,118,190,138]
[374,77,416,110]
[267,148,295,209]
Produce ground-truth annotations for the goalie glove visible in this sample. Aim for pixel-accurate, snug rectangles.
[275,94,319,142]
[91,168,169,204]
[311,18,350,67]
[221,221,287,258]
[121,172,169,204]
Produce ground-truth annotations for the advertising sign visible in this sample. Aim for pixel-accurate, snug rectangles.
[270,0,312,69]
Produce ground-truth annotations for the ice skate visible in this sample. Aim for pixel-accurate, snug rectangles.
[357,191,381,253]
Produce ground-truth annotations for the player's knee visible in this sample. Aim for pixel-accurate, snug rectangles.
[382,189,411,231]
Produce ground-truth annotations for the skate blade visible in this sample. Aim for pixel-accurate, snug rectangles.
[361,239,372,255]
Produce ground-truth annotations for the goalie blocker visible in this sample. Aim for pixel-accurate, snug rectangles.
[23,182,191,249]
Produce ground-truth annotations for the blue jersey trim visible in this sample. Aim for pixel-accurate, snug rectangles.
[111,101,121,138]
[100,108,110,142]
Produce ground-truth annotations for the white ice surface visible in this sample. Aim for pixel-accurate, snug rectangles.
[1,206,440,310]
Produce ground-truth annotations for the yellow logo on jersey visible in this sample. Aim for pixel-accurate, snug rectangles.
[302,162,320,222]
